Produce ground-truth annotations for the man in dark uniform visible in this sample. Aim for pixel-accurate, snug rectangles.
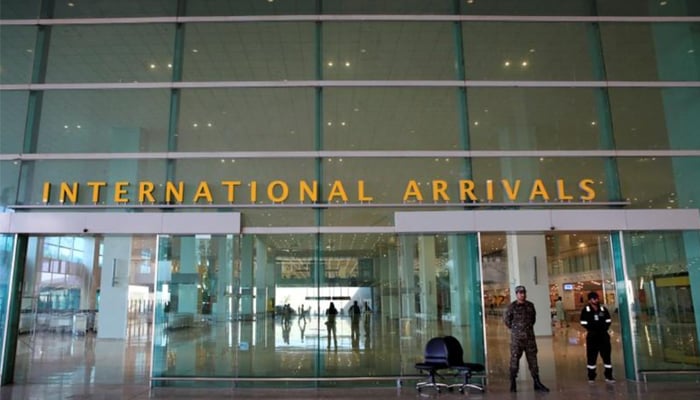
[503,285,550,392]
[580,291,615,383]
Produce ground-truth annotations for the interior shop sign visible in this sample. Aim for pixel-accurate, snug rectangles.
[40,178,597,205]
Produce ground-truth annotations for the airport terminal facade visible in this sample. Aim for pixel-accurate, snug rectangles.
[1,0,699,387]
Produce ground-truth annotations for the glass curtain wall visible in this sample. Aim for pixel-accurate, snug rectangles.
[10,234,157,385]
[623,230,700,376]
[152,232,483,383]
[482,232,623,381]
[0,235,14,379]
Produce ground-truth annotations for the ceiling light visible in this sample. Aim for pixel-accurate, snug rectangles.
[149,64,156,69]
[345,61,351,67]
[504,61,511,67]
[327,61,334,67]
[521,61,528,67]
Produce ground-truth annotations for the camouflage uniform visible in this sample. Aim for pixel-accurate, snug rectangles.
[504,299,539,378]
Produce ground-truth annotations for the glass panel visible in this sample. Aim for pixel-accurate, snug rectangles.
[610,88,700,150]
[463,22,595,81]
[176,88,314,151]
[13,234,155,384]
[624,230,700,370]
[0,234,13,375]
[323,0,453,14]
[17,159,167,206]
[0,91,29,153]
[598,2,700,18]
[323,157,608,204]
[152,232,412,380]
[483,232,622,382]
[36,89,170,153]
[467,88,602,150]
[472,157,609,203]
[0,26,36,84]
[617,157,700,209]
[601,23,700,81]
[172,158,316,206]
[53,0,176,18]
[153,234,238,378]
[399,233,483,372]
[45,25,175,83]
[0,0,40,18]
[186,0,317,16]
[0,160,20,208]
[323,22,457,80]
[322,208,394,227]
[183,23,314,81]
[323,88,461,150]
[461,0,594,16]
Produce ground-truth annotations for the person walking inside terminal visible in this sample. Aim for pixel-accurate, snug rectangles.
[325,302,338,350]
[504,285,550,393]
[580,291,615,383]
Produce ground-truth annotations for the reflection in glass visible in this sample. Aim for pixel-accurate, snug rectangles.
[323,88,461,150]
[0,235,13,373]
[323,22,456,80]
[52,0,175,18]
[0,26,36,84]
[17,159,167,206]
[624,231,700,370]
[463,22,595,81]
[45,25,175,83]
[36,90,170,153]
[176,88,315,151]
[0,91,29,154]
[601,23,700,81]
[467,88,601,150]
[183,23,314,81]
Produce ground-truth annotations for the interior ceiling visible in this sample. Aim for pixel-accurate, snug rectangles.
[263,232,604,258]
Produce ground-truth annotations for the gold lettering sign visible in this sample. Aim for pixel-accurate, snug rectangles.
[39,178,598,205]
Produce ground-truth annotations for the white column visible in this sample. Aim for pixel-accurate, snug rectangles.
[507,233,551,336]
[418,236,438,320]
[98,237,130,339]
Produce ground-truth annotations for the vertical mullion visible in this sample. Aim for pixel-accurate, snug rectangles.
[166,0,186,182]
[611,232,638,381]
[17,0,54,205]
[313,0,324,382]
[587,21,622,201]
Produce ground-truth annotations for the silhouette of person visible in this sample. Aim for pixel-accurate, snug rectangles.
[297,313,306,343]
[325,302,338,350]
[349,300,361,344]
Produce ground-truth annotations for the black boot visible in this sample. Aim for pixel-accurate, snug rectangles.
[510,372,517,392]
[533,375,550,392]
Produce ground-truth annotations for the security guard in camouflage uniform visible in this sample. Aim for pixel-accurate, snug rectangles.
[503,285,550,392]
[580,291,615,383]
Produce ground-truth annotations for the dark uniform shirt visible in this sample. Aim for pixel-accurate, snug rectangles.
[504,300,537,339]
[580,304,611,335]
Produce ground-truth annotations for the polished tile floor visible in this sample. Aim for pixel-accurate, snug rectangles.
[2,314,699,399]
